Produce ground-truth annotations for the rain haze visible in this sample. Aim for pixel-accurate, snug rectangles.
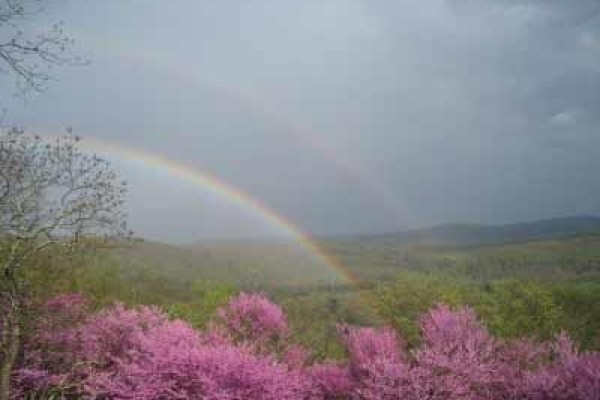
[3,0,600,243]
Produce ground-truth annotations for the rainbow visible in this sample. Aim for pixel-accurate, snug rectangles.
[80,137,363,287]
[80,137,386,323]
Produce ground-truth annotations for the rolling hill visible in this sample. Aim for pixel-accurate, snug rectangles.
[112,239,343,289]
[103,216,600,288]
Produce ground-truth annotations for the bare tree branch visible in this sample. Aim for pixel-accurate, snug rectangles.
[1,128,131,282]
[0,0,87,94]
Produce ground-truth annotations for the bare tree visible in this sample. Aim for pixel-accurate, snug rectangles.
[0,128,130,399]
[0,0,85,94]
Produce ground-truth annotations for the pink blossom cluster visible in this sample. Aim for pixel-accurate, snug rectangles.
[215,292,290,352]
[13,293,600,399]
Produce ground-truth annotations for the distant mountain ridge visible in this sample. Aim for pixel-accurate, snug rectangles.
[329,216,600,248]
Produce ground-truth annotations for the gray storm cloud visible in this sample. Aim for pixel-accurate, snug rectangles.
[2,0,599,242]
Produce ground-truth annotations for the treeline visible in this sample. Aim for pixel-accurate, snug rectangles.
[376,271,600,351]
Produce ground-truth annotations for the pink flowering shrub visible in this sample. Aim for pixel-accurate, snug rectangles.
[12,293,600,399]
[522,333,600,400]
[339,305,600,400]
[12,294,91,398]
[338,325,414,399]
[214,292,290,352]
[307,363,355,399]
[410,305,513,399]
[14,294,314,399]
[85,320,311,399]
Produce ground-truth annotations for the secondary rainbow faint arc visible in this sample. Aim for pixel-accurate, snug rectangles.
[80,137,363,286]
[91,44,413,227]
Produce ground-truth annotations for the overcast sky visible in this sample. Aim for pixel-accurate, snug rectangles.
[2,0,600,242]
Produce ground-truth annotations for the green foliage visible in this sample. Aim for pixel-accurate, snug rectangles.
[476,279,564,340]
[166,280,236,329]
[276,288,380,360]
[21,248,199,308]
[552,281,600,350]
[375,271,476,346]
[20,249,123,303]
[375,273,572,346]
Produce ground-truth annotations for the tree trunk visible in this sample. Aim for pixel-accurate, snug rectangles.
[0,302,20,400]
